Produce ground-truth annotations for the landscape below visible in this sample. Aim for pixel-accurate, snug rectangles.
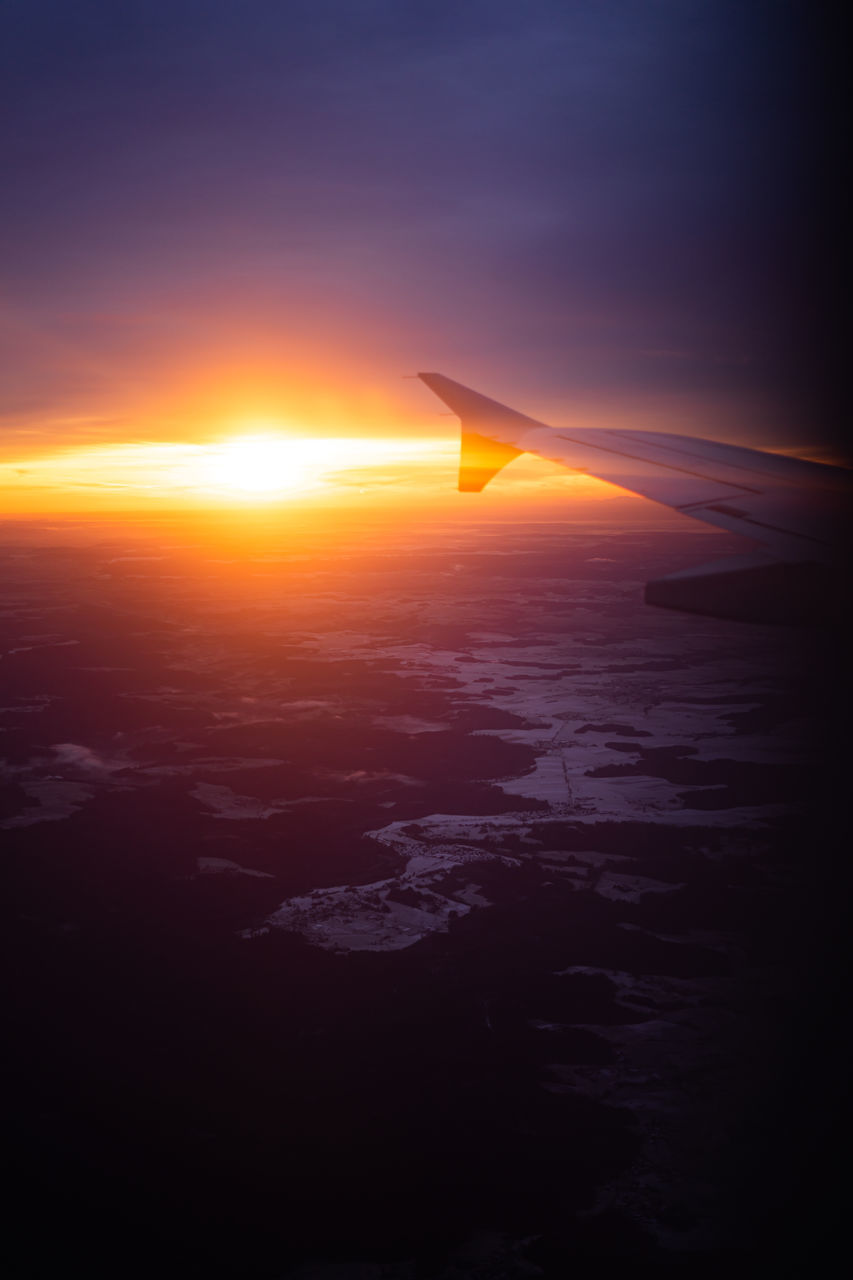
[1,514,846,1273]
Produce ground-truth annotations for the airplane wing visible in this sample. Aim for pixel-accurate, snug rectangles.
[417,372,850,624]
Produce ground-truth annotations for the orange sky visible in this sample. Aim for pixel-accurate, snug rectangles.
[1,422,663,519]
[0,366,844,520]
[3,3,844,526]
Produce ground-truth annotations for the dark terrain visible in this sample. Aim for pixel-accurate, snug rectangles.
[1,516,848,1275]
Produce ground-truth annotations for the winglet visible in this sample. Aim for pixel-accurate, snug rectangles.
[457,431,524,492]
[417,372,542,492]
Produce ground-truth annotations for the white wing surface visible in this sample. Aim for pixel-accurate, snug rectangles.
[418,372,850,624]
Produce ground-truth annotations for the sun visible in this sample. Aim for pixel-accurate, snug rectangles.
[201,434,325,494]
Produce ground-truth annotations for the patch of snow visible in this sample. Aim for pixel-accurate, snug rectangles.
[594,871,686,903]
[197,857,274,879]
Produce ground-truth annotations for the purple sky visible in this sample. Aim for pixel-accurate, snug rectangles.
[0,1,842,455]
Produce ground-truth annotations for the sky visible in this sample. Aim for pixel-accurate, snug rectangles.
[0,0,843,508]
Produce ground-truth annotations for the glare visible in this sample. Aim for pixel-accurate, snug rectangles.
[200,435,326,493]
[0,433,457,508]
[194,432,440,498]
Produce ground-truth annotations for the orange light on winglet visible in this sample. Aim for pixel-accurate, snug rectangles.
[417,371,537,491]
[459,430,524,492]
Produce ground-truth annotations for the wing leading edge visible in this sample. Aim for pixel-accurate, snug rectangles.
[417,372,850,624]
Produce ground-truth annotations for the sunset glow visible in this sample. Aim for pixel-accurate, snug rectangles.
[0,434,456,508]
[192,433,452,498]
[200,434,335,494]
[0,428,636,515]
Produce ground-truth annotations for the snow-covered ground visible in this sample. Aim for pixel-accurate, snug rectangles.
[261,601,801,952]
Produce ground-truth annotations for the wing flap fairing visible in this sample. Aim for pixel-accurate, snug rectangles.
[645,555,841,625]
